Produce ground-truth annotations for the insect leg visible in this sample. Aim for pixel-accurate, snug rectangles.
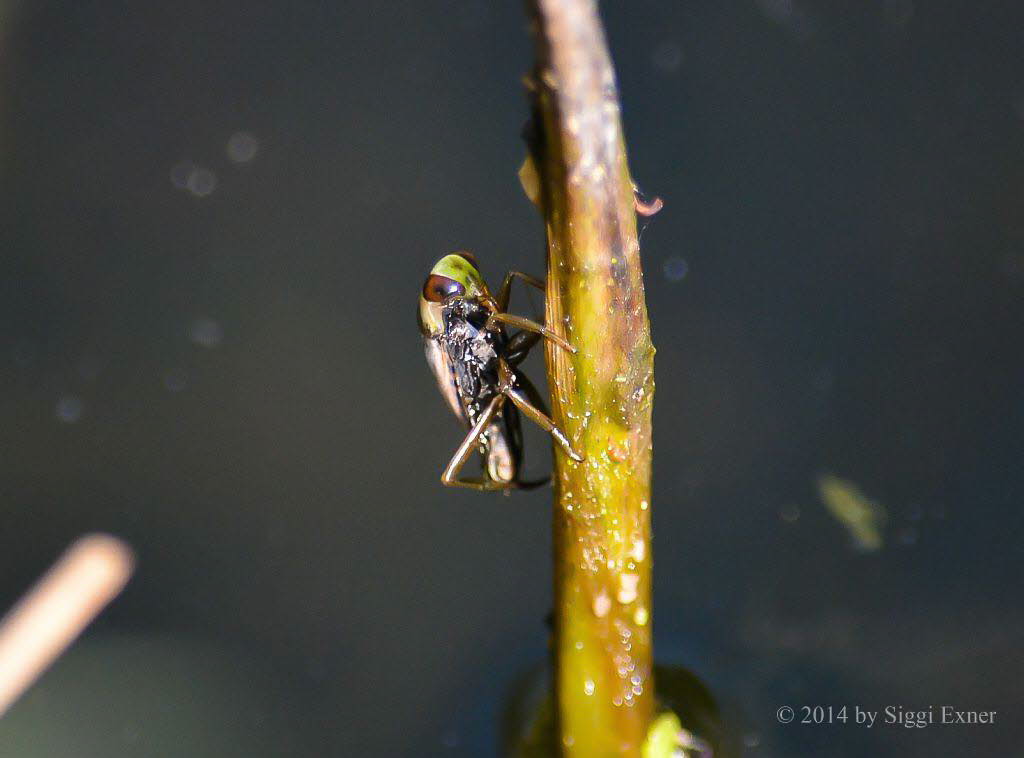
[503,385,583,462]
[513,475,551,490]
[512,369,552,416]
[504,330,542,365]
[496,270,544,312]
[441,395,515,490]
[510,369,584,463]
[486,312,575,354]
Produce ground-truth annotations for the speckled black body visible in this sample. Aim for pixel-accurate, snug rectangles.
[434,299,524,478]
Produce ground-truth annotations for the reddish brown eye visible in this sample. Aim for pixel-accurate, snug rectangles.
[422,274,465,302]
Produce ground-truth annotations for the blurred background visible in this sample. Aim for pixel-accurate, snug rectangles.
[1,0,1022,755]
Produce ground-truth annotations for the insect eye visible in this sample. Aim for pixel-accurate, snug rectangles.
[422,274,465,302]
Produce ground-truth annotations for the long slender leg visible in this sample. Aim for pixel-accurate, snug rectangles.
[513,473,551,490]
[504,386,583,462]
[442,395,513,490]
[496,270,544,312]
[514,370,552,416]
[486,312,575,354]
[504,330,542,365]
[493,270,575,357]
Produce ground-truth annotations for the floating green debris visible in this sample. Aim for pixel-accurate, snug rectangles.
[642,711,712,758]
[642,712,682,758]
[817,474,888,551]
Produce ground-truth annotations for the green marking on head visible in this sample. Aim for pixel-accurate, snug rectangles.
[418,252,489,337]
[429,252,487,298]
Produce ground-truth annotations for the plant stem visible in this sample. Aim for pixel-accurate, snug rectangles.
[525,1,656,754]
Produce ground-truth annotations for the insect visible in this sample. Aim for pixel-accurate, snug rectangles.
[418,252,583,491]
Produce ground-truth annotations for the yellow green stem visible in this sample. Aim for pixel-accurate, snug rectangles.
[525,1,656,754]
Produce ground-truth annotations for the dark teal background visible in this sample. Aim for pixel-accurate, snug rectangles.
[0,1,1021,755]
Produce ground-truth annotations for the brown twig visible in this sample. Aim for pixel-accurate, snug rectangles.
[524,0,656,754]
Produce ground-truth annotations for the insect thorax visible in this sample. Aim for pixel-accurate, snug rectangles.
[441,300,505,420]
